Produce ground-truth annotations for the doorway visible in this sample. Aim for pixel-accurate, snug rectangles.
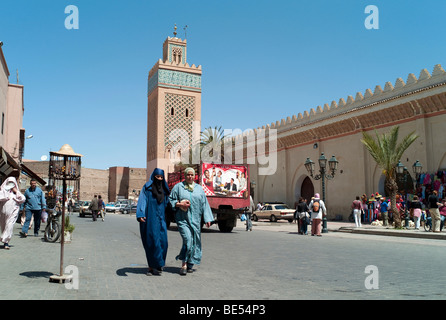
[301,176,314,204]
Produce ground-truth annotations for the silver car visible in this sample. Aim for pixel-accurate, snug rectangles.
[252,203,295,222]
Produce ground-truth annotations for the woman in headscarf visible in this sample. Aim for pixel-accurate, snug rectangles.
[136,168,170,275]
[308,193,327,236]
[169,167,214,275]
[0,176,26,249]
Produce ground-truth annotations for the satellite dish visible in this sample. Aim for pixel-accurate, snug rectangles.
[40,155,48,161]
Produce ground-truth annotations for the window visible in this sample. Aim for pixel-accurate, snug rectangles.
[1,113,4,135]
[171,107,174,116]
[185,108,189,117]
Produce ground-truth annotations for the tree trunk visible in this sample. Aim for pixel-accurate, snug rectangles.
[387,178,401,228]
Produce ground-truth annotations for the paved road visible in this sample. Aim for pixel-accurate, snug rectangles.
[1,213,445,301]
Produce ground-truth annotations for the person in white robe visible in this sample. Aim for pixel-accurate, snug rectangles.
[0,177,26,249]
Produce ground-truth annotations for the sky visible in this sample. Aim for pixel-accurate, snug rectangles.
[1,0,446,170]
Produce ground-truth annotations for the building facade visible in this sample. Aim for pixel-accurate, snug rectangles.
[146,34,202,178]
[241,64,446,219]
[0,42,40,185]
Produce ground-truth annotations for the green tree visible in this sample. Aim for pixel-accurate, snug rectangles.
[200,126,227,162]
[360,126,419,228]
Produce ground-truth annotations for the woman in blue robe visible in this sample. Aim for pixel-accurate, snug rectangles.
[169,167,214,275]
[136,168,170,276]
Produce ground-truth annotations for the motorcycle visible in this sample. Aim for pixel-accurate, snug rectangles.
[44,207,62,242]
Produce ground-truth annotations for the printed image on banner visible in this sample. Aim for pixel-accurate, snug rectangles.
[201,163,248,198]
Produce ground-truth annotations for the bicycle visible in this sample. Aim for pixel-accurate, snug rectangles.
[421,211,432,232]
[44,207,62,242]
[421,210,445,232]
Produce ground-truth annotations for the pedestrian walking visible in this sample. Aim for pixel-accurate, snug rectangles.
[296,197,309,235]
[169,167,214,275]
[97,195,105,221]
[379,197,389,226]
[428,190,442,232]
[89,195,99,221]
[257,202,263,211]
[245,195,255,231]
[68,197,73,215]
[136,168,170,276]
[410,195,423,230]
[19,179,46,238]
[351,196,362,227]
[0,176,26,249]
[309,193,326,236]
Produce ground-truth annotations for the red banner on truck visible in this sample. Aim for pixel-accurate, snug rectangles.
[201,163,248,198]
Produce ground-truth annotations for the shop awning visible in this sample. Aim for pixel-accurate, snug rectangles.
[0,147,20,178]
[20,162,47,186]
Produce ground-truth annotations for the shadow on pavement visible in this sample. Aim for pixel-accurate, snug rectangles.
[116,266,183,276]
[19,271,54,279]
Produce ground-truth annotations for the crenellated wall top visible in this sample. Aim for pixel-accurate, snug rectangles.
[232,64,446,142]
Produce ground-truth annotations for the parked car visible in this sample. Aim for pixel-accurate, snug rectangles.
[105,203,116,213]
[72,201,81,212]
[120,204,137,214]
[252,203,295,222]
[79,200,91,217]
[114,203,127,213]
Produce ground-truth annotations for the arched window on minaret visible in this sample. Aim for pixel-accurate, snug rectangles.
[171,107,174,116]
[185,108,189,117]
[172,48,182,64]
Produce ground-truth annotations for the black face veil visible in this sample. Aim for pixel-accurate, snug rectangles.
[152,178,165,204]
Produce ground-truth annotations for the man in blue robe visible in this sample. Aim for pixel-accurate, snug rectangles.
[136,168,170,276]
[169,167,214,275]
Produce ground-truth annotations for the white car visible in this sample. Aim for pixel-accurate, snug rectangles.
[105,203,116,213]
[78,201,91,217]
[252,203,295,222]
[114,203,127,213]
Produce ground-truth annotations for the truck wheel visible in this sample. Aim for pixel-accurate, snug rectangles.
[270,215,277,222]
[217,221,233,233]
[252,214,258,221]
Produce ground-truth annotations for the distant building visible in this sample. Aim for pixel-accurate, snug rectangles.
[23,160,146,203]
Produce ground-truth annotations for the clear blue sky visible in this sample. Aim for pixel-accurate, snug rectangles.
[1,0,445,169]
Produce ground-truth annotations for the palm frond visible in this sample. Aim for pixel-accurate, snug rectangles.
[361,126,418,179]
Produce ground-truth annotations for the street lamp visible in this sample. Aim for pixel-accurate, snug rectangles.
[396,160,405,175]
[412,160,422,179]
[396,159,423,229]
[304,152,338,233]
[48,144,83,284]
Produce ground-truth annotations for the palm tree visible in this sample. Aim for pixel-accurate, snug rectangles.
[361,126,419,228]
[200,126,227,163]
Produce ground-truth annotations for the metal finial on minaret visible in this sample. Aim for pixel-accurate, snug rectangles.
[184,25,188,39]
[173,24,177,37]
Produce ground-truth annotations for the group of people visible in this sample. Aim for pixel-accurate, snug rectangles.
[294,194,327,236]
[351,190,446,231]
[136,167,213,276]
[88,194,105,221]
[0,175,46,249]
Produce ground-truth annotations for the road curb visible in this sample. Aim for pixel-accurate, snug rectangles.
[336,226,446,240]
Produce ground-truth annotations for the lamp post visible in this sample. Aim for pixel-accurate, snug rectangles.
[396,160,423,229]
[304,153,338,233]
[48,144,82,284]
[412,160,423,186]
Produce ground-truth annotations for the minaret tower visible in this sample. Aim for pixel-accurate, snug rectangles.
[146,26,202,177]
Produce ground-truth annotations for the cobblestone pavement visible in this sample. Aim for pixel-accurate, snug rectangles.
[1,214,445,301]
